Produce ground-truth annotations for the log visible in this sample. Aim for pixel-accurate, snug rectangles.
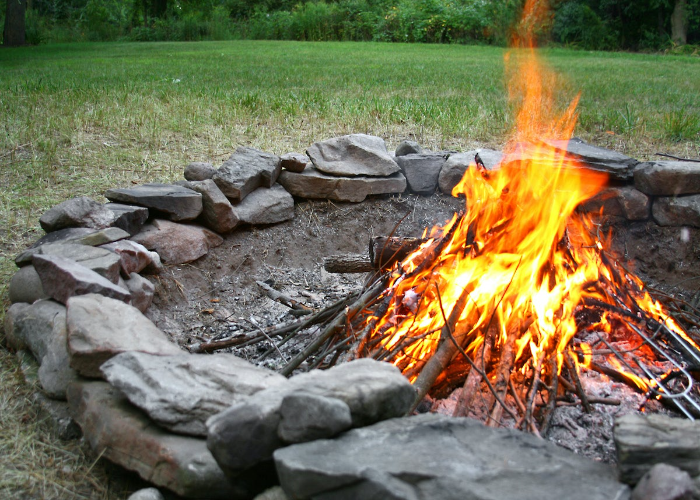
[323,236,426,273]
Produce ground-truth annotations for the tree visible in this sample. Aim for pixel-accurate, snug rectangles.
[3,0,27,46]
[671,0,688,44]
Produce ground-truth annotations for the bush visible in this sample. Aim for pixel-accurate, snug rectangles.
[553,1,612,50]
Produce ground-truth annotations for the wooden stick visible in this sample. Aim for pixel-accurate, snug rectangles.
[453,324,496,418]
[323,254,374,273]
[256,280,313,315]
[565,352,592,413]
[540,355,560,437]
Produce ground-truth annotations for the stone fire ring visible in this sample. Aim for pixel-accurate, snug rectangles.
[6,134,700,499]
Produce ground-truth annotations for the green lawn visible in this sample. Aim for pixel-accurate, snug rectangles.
[0,40,699,498]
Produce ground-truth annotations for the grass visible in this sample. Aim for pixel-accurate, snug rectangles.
[0,40,699,498]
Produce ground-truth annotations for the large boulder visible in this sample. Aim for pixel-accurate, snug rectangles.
[212,147,281,203]
[274,413,630,500]
[232,185,294,226]
[634,161,700,196]
[206,359,415,478]
[395,153,447,195]
[67,381,248,499]
[306,134,401,177]
[131,219,224,264]
[4,300,78,400]
[39,196,116,232]
[100,351,287,437]
[105,183,203,222]
[278,166,406,202]
[66,294,181,378]
[33,254,131,305]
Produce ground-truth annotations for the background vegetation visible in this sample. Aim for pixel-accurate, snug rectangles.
[3,0,700,51]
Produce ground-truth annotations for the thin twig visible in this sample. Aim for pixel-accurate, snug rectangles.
[655,153,700,163]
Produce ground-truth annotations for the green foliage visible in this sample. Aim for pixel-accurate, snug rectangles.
[553,1,612,50]
[663,109,700,141]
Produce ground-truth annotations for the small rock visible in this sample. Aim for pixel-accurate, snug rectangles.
[131,219,224,264]
[39,196,116,232]
[278,166,406,202]
[181,179,239,234]
[33,254,131,305]
[652,195,700,227]
[9,265,49,304]
[306,134,400,177]
[127,488,164,500]
[631,463,694,500]
[280,153,308,173]
[253,486,289,500]
[184,162,216,181]
[634,161,700,196]
[395,140,423,157]
[123,273,155,313]
[100,351,287,436]
[395,153,447,195]
[105,183,203,222]
[66,294,181,378]
[212,147,281,203]
[277,392,352,443]
[105,203,149,236]
[100,240,158,276]
[232,185,294,226]
[579,186,650,221]
[438,149,503,195]
[67,381,247,499]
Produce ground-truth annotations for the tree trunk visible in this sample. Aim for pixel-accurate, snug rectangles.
[3,0,27,47]
[671,0,688,45]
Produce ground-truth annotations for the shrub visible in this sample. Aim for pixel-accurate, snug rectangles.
[553,1,611,50]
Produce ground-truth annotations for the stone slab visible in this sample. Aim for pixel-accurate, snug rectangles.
[131,219,224,264]
[438,149,503,195]
[306,134,400,177]
[634,161,700,196]
[212,147,281,203]
[233,184,295,226]
[395,153,447,195]
[16,227,130,266]
[180,179,239,233]
[40,196,116,232]
[105,183,202,222]
[652,195,700,227]
[105,203,149,236]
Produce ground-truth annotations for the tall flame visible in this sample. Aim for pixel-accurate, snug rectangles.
[357,2,697,392]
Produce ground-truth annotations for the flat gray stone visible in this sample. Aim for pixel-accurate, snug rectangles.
[66,294,181,378]
[395,140,423,157]
[274,413,630,500]
[105,183,203,222]
[33,254,131,305]
[100,239,158,276]
[9,265,49,304]
[395,153,447,195]
[131,219,224,264]
[184,162,216,181]
[233,185,294,226]
[206,359,414,477]
[280,153,308,173]
[212,147,281,203]
[634,161,700,196]
[67,381,246,499]
[652,195,700,227]
[278,166,406,202]
[105,203,149,236]
[438,149,503,195]
[36,243,121,283]
[542,137,638,181]
[181,179,239,233]
[123,273,155,313]
[631,463,694,500]
[578,186,650,220]
[16,227,130,266]
[100,351,287,437]
[306,134,400,177]
[5,300,78,400]
[40,196,116,232]
[615,413,700,485]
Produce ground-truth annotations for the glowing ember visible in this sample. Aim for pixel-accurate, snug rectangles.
[350,1,700,428]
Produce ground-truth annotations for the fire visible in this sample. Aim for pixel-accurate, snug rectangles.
[352,1,700,425]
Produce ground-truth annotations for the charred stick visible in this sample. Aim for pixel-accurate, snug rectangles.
[565,352,592,413]
[524,353,544,435]
[256,281,313,315]
[540,356,560,437]
[557,397,621,407]
[280,278,387,376]
[370,236,427,269]
[453,324,496,418]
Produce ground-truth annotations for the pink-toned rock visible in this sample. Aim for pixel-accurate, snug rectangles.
[66,294,181,378]
[123,273,155,313]
[66,380,242,499]
[101,240,158,276]
[131,219,224,264]
[33,254,131,305]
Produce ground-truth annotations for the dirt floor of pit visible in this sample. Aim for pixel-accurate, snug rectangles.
[145,192,700,464]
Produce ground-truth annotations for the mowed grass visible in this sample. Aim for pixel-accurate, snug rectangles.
[0,40,699,498]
